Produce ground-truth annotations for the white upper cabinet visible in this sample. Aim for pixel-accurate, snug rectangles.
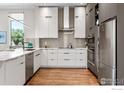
[36,7,58,38]
[74,7,86,38]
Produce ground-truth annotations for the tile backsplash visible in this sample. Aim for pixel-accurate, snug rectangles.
[39,31,86,48]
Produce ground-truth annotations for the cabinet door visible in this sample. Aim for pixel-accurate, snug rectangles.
[40,7,58,17]
[74,7,85,38]
[48,59,57,66]
[5,56,25,85]
[39,17,49,38]
[39,7,58,38]
[5,58,19,85]
[48,16,58,38]
[18,56,25,85]
[34,51,41,73]
[0,62,5,85]
[58,59,75,67]
[41,49,48,67]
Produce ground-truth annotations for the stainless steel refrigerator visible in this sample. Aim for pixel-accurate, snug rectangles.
[98,18,116,85]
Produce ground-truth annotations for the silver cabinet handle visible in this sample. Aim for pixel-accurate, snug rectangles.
[27,53,33,56]
[35,54,40,56]
[80,53,84,54]
[50,52,54,54]
[64,59,70,61]
[50,59,55,60]
[48,49,55,50]
[75,16,79,18]
[64,53,70,54]
[80,59,84,61]
[20,62,24,64]
[45,16,52,18]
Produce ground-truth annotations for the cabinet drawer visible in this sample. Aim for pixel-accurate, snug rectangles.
[76,49,86,54]
[17,56,25,64]
[76,59,85,63]
[48,59,57,66]
[48,52,57,59]
[58,59,75,66]
[76,54,85,59]
[58,54,75,59]
[58,49,75,54]
[75,62,87,67]
[48,49,57,53]
[48,54,57,59]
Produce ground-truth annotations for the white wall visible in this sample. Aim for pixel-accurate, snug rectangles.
[24,9,35,38]
[0,9,37,49]
[0,10,9,50]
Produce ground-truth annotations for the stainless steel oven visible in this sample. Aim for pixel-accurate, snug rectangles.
[87,34,97,76]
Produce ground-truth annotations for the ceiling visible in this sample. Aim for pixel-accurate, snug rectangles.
[0,3,87,9]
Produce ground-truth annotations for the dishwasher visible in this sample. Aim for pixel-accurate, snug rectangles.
[25,52,34,82]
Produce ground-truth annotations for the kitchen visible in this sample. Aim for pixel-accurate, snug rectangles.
[0,3,124,85]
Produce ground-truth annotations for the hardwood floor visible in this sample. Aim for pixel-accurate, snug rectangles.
[27,68,99,85]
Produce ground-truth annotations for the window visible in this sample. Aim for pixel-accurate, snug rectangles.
[9,13,24,47]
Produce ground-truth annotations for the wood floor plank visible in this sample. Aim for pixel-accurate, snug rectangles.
[27,68,99,85]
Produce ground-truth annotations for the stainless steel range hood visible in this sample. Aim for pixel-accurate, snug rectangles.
[59,6,74,31]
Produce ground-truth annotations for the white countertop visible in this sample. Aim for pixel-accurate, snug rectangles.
[0,47,87,62]
[40,47,87,50]
[0,48,41,62]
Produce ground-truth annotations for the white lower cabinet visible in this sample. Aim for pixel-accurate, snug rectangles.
[58,59,75,67]
[34,50,41,73]
[0,62,5,85]
[48,59,57,67]
[75,49,87,68]
[41,49,48,67]
[40,48,87,68]
[5,56,25,85]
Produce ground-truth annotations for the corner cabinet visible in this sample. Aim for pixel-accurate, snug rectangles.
[74,7,86,38]
[36,7,58,38]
